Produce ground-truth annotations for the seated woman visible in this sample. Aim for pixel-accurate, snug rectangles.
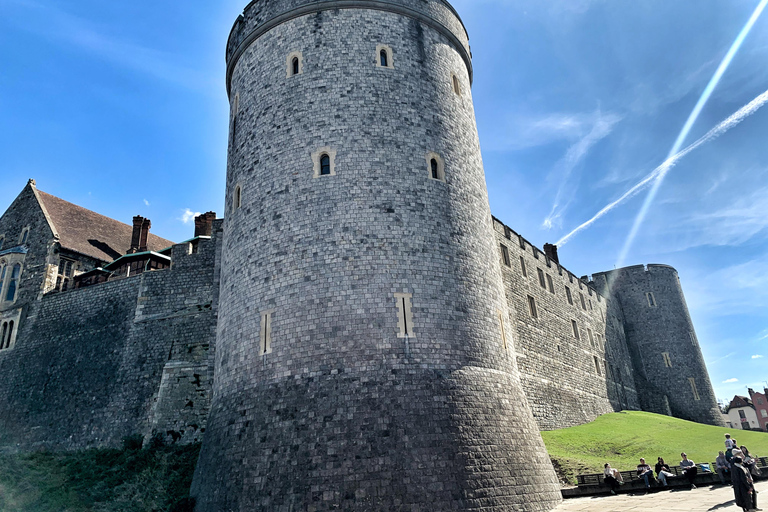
[680,453,698,489]
[603,463,623,495]
[654,457,675,487]
[741,446,761,478]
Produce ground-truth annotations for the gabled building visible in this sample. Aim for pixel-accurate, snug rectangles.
[725,395,762,431]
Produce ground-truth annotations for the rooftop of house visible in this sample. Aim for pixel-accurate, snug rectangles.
[36,189,175,263]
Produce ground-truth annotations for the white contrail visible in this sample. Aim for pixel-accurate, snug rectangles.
[557,89,768,246]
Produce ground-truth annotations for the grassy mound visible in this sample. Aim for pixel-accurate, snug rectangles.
[541,411,768,485]
[0,437,199,512]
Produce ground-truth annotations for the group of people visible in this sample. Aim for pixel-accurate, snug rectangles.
[600,434,761,512]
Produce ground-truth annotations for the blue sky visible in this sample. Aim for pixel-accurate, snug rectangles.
[1,0,766,403]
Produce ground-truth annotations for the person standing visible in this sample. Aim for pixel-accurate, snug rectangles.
[726,434,738,463]
[655,457,675,487]
[731,456,756,512]
[603,463,623,495]
[716,451,732,485]
[680,453,698,489]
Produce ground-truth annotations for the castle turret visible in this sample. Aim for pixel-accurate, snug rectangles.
[594,265,724,426]
[191,0,562,510]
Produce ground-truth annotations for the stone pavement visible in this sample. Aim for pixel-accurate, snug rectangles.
[554,480,766,511]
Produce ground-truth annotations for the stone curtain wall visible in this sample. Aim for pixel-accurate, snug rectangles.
[593,265,725,427]
[493,219,640,431]
[0,232,220,452]
[193,2,562,510]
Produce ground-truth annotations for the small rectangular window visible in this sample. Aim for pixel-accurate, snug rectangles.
[498,311,508,351]
[761,410,767,418]
[537,268,546,289]
[587,328,595,348]
[579,293,586,310]
[260,310,274,355]
[520,256,527,277]
[546,274,555,294]
[688,377,701,401]
[395,293,415,338]
[647,292,656,307]
[565,286,573,305]
[662,352,672,368]
[739,410,747,419]
[500,244,510,267]
[572,320,580,340]
[589,299,593,310]
[527,295,538,319]
[594,356,602,376]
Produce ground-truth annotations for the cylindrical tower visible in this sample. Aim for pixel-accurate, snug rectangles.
[597,265,724,426]
[192,1,562,510]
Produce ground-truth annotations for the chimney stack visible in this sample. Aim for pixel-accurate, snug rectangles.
[544,243,559,264]
[194,212,217,237]
[129,216,152,254]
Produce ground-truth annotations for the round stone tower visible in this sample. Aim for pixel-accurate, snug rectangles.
[192,1,562,510]
[594,265,724,426]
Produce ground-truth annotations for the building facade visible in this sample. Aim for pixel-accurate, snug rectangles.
[0,1,726,511]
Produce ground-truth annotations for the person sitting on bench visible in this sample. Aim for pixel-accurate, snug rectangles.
[637,458,655,489]
[655,457,675,487]
[604,463,623,495]
[680,452,698,489]
[716,451,731,485]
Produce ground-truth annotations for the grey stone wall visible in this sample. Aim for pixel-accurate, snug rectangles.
[0,229,221,452]
[592,265,725,426]
[492,219,640,431]
[192,2,562,511]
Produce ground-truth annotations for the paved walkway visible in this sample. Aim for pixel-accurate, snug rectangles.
[554,480,766,511]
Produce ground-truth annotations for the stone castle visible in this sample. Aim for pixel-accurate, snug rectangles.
[0,0,724,510]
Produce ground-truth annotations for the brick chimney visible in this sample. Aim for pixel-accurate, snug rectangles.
[129,216,152,254]
[194,212,217,237]
[544,243,559,264]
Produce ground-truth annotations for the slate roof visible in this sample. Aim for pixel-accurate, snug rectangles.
[37,190,175,263]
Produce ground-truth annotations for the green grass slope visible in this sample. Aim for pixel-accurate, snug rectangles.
[0,437,199,512]
[541,411,768,485]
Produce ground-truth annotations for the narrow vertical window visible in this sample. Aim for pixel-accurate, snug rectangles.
[0,237,4,250]
[527,295,538,319]
[500,244,510,267]
[662,352,672,368]
[260,310,274,355]
[234,185,242,210]
[376,45,393,68]
[286,52,303,77]
[380,50,388,68]
[546,274,555,294]
[589,300,593,310]
[0,322,6,350]
[320,154,331,175]
[395,293,414,338]
[579,292,586,310]
[565,286,573,305]
[57,258,75,292]
[426,153,444,182]
[647,292,656,307]
[5,264,20,302]
[587,328,595,349]
[5,321,12,349]
[20,228,29,245]
[498,311,508,351]
[537,268,546,289]
[520,256,527,277]
[688,377,701,401]
[594,356,602,376]
[452,74,461,96]
[571,320,580,340]
[0,264,6,298]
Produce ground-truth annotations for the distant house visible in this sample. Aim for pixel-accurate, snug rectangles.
[725,395,763,431]
[748,388,768,432]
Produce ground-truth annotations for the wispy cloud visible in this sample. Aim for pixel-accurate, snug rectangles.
[143,199,150,206]
[179,209,201,224]
[723,378,739,383]
[3,0,216,92]
[752,355,764,359]
[543,111,622,229]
